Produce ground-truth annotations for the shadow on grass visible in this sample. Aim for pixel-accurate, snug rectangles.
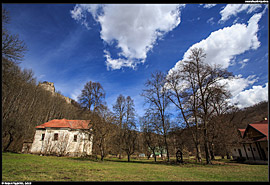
[69,155,180,166]
[68,155,232,167]
[104,158,172,165]
[102,158,233,167]
[69,156,101,162]
[103,156,242,166]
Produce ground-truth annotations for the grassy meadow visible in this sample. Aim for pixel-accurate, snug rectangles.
[2,152,268,182]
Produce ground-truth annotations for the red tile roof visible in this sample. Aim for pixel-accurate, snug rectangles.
[249,123,268,140]
[238,129,246,138]
[36,119,91,129]
[240,119,268,141]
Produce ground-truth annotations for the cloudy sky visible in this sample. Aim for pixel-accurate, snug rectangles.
[3,4,268,116]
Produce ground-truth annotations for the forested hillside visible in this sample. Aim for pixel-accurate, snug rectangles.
[2,9,91,152]
[2,57,90,152]
[232,101,268,128]
[169,101,268,159]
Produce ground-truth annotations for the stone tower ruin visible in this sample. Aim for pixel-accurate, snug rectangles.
[38,81,55,94]
[38,81,72,104]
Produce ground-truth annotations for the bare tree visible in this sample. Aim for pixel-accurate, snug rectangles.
[141,71,171,162]
[207,102,238,159]
[122,129,137,162]
[167,48,233,164]
[125,96,136,129]
[92,106,116,160]
[112,94,126,159]
[113,94,126,129]
[140,114,159,162]
[78,81,105,113]
[112,95,138,161]
[166,69,203,162]
[122,96,137,162]
[2,9,27,63]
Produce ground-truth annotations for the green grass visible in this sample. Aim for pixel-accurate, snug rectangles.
[2,152,268,181]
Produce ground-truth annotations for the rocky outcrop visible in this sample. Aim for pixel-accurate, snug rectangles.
[64,96,72,104]
[38,81,55,94]
[38,81,72,104]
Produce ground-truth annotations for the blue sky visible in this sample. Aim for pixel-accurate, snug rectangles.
[3,4,268,117]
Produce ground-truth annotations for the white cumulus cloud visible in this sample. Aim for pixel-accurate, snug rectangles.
[70,4,103,29]
[219,4,262,23]
[203,4,216,9]
[218,75,258,97]
[230,83,268,109]
[181,12,262,69]
[71,4,184,70]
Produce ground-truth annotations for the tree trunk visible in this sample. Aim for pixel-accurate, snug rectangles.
[210,143,215,160]
[127,154,130,162]
[203,128,212,164]
[147,154,151,160]
[190,125,202,163]
[226,152,231,159]
[4,131,14,151]
[151,149,157,162]
[164,135,170,162]
[196,143,202,162]
[100,147,104,161]
[118,128,122,159]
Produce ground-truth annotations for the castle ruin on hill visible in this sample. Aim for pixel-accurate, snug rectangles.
[38,81,72,104]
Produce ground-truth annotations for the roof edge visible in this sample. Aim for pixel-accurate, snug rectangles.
[243,123,268,139]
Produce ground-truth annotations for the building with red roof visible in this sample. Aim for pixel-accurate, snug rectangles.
[35,119,91,129]
[28,119,93,157]
[231,119,268,164]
